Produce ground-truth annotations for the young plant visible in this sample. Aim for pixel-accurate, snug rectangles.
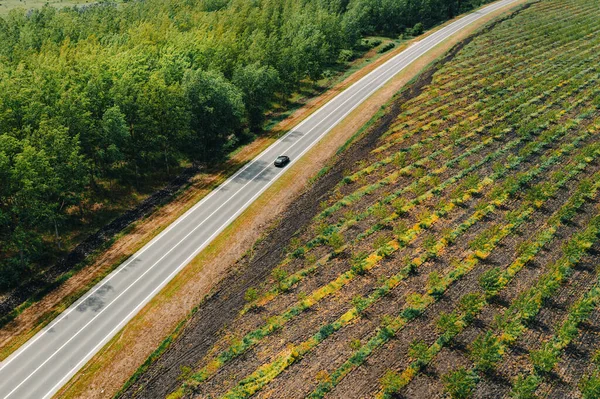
[244,288,259,303]
[580,372,600,399]
[436,312,461,336]
[380,370,403,394]
[352,295,369,316]
[443,368,479,399]
[408,340,428,370]
[426,271,444,298]
[530,344,558,374]
[327,231,345,251]
[510,373,541,399]
[479,267,502,297]
[351,251,369,275]
[470,331,502,372]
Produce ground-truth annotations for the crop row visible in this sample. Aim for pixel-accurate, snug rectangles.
[373,170,600,398]
[305,139,600,399]
[381,52,600,156]
[176,104,598,399]
[403,17,600,124]
[215,127,600,399]
[352,52,600,190]
[508,272,600,398]
[325,69,600,233]
[302,81,600,273]
[244,102,590,315]
[242,79,600,317]
[437,0,599,82]
[442,210,600,396]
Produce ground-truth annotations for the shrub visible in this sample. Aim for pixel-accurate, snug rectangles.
[459,293,485,322]
[525,185,546,206]
[374,234,391,251]
[297,291,307,302]
[351,251,369,275]
[318,323,335,339]
[327,231,345,251]
[338,49,354,63]
[403,293,426,320]
[399,254,415,273]
[271,268,288,291]
[0,262,22,291]
[305,254,317,265]
[377,244,395,258]
[459,158,471,170]
[408,340,428,368]
[367,38,382,48]
[436,312,461,336]
[443,368,479,399]
[592,348,600,366]
[372,203,389,220]
[463,173,480,190]
[393,221,409,239]
[426,271,445,298]
[510,373,541,399]
[470,331,502,372]
[378,42,395,53]
[315,370,330,384]
[422,234,437,256]
[516,241,534,257]
[349,339,361,351]
[315,221,332,236]
[291,247,305,259]
[581,372,600,399]
[479,267,503,297]
[402,307,421,320]
[412,182,428,197]
[470,225,501,254]
[429,175,441,188]
[393,152,407,167]
[492,162,506,174]
[244,287,258,303]
[412,22,424,35]
[392,198,408,215]
[352,295,369,316]
[380,370,402,394]
[530,345,558,374]
[380,323,396,340]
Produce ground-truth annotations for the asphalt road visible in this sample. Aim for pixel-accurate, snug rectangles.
[0,0,521,397]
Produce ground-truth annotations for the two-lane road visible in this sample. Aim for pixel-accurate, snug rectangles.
[0,0,521,397]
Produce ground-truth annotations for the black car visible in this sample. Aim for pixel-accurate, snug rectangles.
[274,155,290,167]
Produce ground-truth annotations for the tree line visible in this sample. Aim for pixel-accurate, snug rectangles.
[0,0,493,289]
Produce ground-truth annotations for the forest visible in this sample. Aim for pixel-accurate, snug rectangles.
[0,0,493,289]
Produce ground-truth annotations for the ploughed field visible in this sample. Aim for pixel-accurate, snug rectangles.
[165,1,600,398]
